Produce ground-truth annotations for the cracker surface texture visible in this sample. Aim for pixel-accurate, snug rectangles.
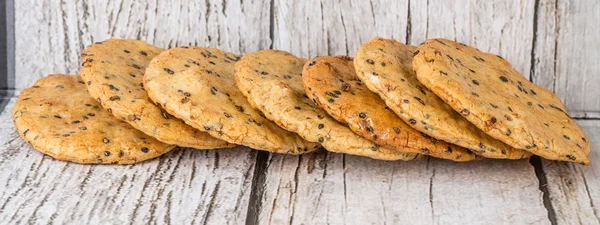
[80,39,233,149]
[413,38,590,164]
[303,55,478,162]
[355,37,530,159]
[144,47,318,154]
[235,50,420,160]
[12,74,175,164]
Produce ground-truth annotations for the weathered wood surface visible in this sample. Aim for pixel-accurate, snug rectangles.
[0,98,257,224]
[4,103,600,224]
[256,153,550,225]
[260,1,598,224]
[542,120,600,225]
[260,3,547,224]
[10,1,270,224]
[6,0,600,224]
[13,0,600,118]
[532,0,600,118]
[254,122,600,225]
[14,0,270,91]
[258,1,539,224]
[273,0,535,78]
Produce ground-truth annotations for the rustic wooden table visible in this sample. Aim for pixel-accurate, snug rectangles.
[1,99,599,224]
[1,0,599,224]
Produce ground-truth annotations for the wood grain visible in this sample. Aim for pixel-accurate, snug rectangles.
[14,0,270,90]
[273,0,534,77]
[410,0,535,78]
[7,0,600,224]
[0,98,257,224]
[532,0,600,117]
[541,120,600,225]
[257,153,550,224]
[10,1,271,223]
[272,0,410,58]
[261,1,550,224]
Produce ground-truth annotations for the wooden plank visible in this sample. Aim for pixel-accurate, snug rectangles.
[272,0,410,58]
[542,120,600,225]
[531,0,557,91]
[10,2,271,222]
[10,2,271,220]
[533,0,600,116]
[0,0,10,92]
[257,153,550,224]
[410,0,535,78]
[272,0,535,74]
[261,1,550,224]
[14,0,270,90]
[0,98,257,224]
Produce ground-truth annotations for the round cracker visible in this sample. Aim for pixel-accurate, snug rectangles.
[12,74,175,164]
[354,37,530,159]
[144,47,318,154]
[234,50,420,160]
[413,38,590,164]
[302,56,478,162]
[80,39,233,149]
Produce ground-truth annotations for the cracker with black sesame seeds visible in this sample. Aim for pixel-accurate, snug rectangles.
[303,55,478,162]
[12,74,175,164]
[234,50,420,160]
[144,47,318,154]
[80,39,233,149]
[413,38,590,165]
[355,37,530,160]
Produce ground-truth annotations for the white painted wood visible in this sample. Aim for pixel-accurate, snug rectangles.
[11,2,271,221]
[272,0,410,58]
[533,0,600,116]
[0,98,257,224]
[12,2,270,223]
[410,0,535,78]
[12,0,600,116]
[8,0,600,224]
[14,0,271,90]
[542,120,600,225]
[273,0,534,75]
[263,2,550,224]
[258,153,550,225]
[531,0,558,92]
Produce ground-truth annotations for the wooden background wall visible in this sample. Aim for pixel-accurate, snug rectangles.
[9,0,600,118]
[1,1,599,224]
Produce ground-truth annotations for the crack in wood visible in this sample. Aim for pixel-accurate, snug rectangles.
[342,154,347,212]
[427,157,435,222]
[529,0,540,82]
[338,8,349,57]
[551,0,560,94]
[244,151,269,225]
[425,0,429,39]
[580,168,600,224]
[529,2,560,222]
[531,156,558,225]
[232,152,258,220]
[59,0,71,74]
[405,0,411,45]
[268,0,274,49]
[289,155,301,225]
